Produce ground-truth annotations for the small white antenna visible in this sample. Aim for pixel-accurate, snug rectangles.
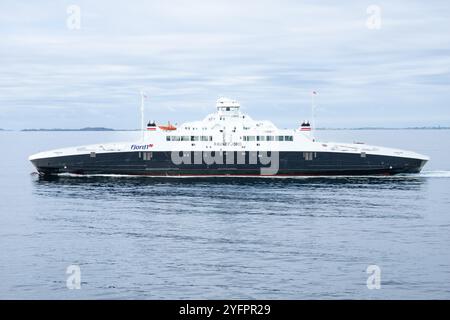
[140,91,147,140]
[311,91,317,139]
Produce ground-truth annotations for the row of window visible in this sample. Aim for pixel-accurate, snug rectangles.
[136,151,317,162]
[166,136,213,142]
[243,136,294,142]
[166,135,294,142]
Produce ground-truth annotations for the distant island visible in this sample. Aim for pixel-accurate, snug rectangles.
[317,126,450,130]
[21,127,119,132]
[16,126,450,131]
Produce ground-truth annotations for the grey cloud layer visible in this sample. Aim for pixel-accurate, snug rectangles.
[0,0,449,129]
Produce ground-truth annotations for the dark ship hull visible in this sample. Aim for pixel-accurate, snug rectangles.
[31,151,427,176]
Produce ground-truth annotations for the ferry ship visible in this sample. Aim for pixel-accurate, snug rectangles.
[29,97,429,176]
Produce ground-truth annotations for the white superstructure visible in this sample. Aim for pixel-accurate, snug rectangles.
[30,97,429,162]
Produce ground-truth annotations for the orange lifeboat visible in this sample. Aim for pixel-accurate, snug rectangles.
[158,122,177,131]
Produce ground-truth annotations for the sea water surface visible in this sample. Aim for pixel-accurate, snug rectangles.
[0,129,449,299]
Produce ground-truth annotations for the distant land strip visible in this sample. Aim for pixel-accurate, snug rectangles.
[316,126,450,130]
[3,126,449,132]
[20,127,138,132]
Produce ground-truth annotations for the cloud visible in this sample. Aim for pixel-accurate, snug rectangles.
[0,0,449,129]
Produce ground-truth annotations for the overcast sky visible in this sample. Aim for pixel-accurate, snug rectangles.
[1,0,449,129]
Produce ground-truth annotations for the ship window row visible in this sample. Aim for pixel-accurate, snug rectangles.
[166,136,213,142]
[183,127,208,130]
[243,136,293,142]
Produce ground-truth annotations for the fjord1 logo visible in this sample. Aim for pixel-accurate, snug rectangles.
[131,144,154,150]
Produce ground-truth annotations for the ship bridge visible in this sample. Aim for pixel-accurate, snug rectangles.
[216,97,241,118]
[179,97,279,133]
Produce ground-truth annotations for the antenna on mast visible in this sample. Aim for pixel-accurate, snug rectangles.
[311,91,317,139]
[140,91,147,140]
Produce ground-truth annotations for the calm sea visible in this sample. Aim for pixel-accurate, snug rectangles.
[0,130,449,299]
